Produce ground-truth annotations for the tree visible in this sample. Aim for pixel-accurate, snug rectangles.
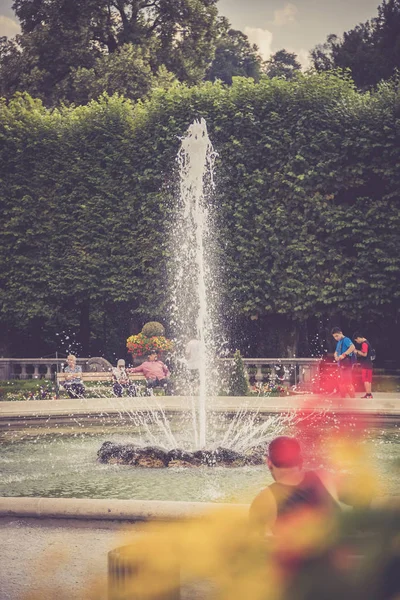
[0,0,105,104]
[228,350,249,396]
[311,0,400,89]
[0,0,220,105]
[263,49,302,80]
[375,0,400,80]
[207,19,262,84]
[61,45,177,105]
[310,26,380,89]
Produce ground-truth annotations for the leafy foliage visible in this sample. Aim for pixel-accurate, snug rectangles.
[0,0,268,106]
[61,45,177,105]
[228,350,249,396]
[141,322,166,337]
[0,0,220,105]
[206,19,262,84]
[263,50,302,80]
[0,73,399,360]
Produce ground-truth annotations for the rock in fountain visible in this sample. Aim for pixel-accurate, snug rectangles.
[98,441,266,468]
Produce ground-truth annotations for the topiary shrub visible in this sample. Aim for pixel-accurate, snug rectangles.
[141,321,165,338]
[228,350,249,396]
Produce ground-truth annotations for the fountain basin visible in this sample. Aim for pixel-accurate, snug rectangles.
[1,419,399,502]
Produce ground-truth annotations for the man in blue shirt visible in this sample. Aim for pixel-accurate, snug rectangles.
[331,327,356,398]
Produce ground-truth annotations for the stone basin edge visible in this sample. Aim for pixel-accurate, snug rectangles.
[0,496,249,522]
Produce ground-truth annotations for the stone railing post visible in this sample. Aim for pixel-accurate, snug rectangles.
[0,360,11,380]
[240,358,321,391]
[255,365,263,382]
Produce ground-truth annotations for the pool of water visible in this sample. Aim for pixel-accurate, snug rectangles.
[1,421,399,503]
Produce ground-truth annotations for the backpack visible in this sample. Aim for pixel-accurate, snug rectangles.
[367,340,376,362]
[360,339,376,362]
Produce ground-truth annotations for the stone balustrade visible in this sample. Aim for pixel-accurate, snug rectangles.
[221,357,321,388]
[0,356,321,388]
[0,357,113,381]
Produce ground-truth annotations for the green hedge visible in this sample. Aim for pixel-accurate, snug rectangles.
[0,73,399,359]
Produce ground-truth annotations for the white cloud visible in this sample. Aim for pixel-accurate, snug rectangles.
[295,48,311,70]
[272,3,298,27]
[0,15,20,38]
[244,27,273,60]
[279,46,311,71]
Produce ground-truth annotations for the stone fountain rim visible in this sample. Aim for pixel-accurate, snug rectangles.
[0,496,248,522]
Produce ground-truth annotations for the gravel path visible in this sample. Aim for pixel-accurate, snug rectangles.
[0,518,209,600]
[0,517,142,600]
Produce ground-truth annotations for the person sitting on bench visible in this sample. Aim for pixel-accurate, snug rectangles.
[62,354,85,398]
[112,359,136,397]
[129,350,173,395]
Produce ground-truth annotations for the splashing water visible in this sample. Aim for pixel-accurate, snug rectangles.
[92,120,303,458]
[171,119,218,448]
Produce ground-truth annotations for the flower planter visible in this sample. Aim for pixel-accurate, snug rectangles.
[127,334,173,362]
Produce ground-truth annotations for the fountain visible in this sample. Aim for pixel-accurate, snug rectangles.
[97,119,295,468]
[173,117,217,449]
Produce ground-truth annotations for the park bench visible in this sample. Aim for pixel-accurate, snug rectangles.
[57,371,145,384]
[56,371,146,398]
[56,371,166,397]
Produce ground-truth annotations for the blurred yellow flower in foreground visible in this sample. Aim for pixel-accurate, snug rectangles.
[109,507,281,600]
[327,437,381,507]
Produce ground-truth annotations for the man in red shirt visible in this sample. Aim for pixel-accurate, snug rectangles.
[129,351,172,395]
[353,332,373,399]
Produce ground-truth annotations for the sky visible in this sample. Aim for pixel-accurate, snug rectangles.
[0,0,382,68]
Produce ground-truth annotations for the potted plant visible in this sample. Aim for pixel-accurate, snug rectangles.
[127,322,174,363]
